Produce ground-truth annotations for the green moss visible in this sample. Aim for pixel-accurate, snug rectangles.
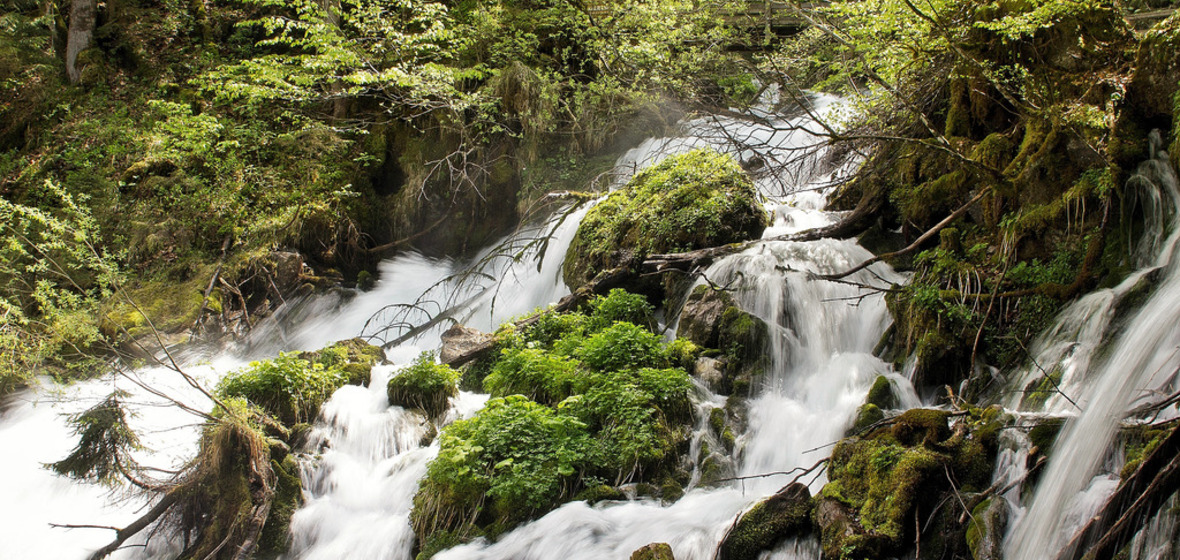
[852,404,885,433]
[1021,368,1064,410]
[303,337,384,386]
[388,352,461,417]
[820,408,1001,557]
[562,148,768,289]
[415,529,468,560]
[866,375,898,409]
[574,484,626,503]
[718,484,813,560]
[102,265,213,338]
[1120,426,1169,478]
[257,454,303,556]
[630,543,676,560]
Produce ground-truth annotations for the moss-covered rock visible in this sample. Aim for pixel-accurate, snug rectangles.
[303,337,384,386]
[965,497,1010,560]
[632,542,676,560]
[563,148,768,290]
[866,375,899,410]
[818,408,1001,558]
[387,352,461,418]
[217,339,382,425]
[719,482,814,560]
[678,285,769,395]
[852,403,885,434]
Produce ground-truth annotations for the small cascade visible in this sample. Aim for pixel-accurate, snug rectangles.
[427,95,910,560]
[1004,133,1180,559]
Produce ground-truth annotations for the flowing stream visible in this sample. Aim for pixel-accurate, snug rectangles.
[1002,131,1180,559]
[3,101,1179,560]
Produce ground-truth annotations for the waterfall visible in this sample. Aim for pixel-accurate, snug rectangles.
[1004,132,1180,559]
[0,93,916,560]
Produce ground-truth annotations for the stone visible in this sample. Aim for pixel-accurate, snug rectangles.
[718,482,814,560]
[678,285,735,348]
[631,543,675,560]
[439,324,493,364]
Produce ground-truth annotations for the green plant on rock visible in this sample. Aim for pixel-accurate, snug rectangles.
[562,148,768,289]
[413,292,696,549]
[819,408,1003,558]
[388,352,461,417]
[411,395,594,539]
[586,288,656,331]
[577,322,668,373]
[217,352,352,425]
[483,346,578,406]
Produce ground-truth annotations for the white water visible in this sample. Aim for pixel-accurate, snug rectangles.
[0,93,915,560]
[1004,133,1180,559]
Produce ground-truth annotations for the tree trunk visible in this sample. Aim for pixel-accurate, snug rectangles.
[65,0,96,84]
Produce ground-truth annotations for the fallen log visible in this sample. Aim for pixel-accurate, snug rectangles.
[440,266,635,368]
[1057,423,1180,560]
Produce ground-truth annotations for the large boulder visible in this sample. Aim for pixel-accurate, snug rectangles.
[562,148,768,291]
[817,408,1003,558]
[718,482,814,560]
[679,285,770,395]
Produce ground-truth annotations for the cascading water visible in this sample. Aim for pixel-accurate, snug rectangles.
[3,93,912,560]
[1003,132,1180,559]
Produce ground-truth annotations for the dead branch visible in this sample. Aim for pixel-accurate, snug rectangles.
[1057,424,1180,560]
[822,187,992,281]
[86,491,180,560]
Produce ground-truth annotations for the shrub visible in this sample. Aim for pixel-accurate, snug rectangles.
[411,396,594,537]
[578,322,668,372]
[587,289,656,331]
[387,352,460,417]
[483,347,579,406]
[217,353,352,425]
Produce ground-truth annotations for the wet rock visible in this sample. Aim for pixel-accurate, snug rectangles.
[966,498,1010,560]
[678,285,734,348]
[439,324,493,364]
[694,356,727,391]
[851,403,885,434]
[631,543,675,560]
[563,148,768,291]
[679,285,769,395]
[718,482,814,560]
[815,497,886,559]
[866,375,899,409]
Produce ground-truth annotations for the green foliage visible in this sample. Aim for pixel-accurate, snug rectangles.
[387,352,461,417]
[586,288,655,330]
[414,293,696,545]
[577,322,668,372]
[1,181,120,393]
[49,390,142,483]
[217,352,351,425]
[563,148,768,288]
[413,395,594,536]
[483,346,578,405]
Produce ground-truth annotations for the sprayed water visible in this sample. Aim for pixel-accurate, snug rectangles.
[1004,133,1180,559]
